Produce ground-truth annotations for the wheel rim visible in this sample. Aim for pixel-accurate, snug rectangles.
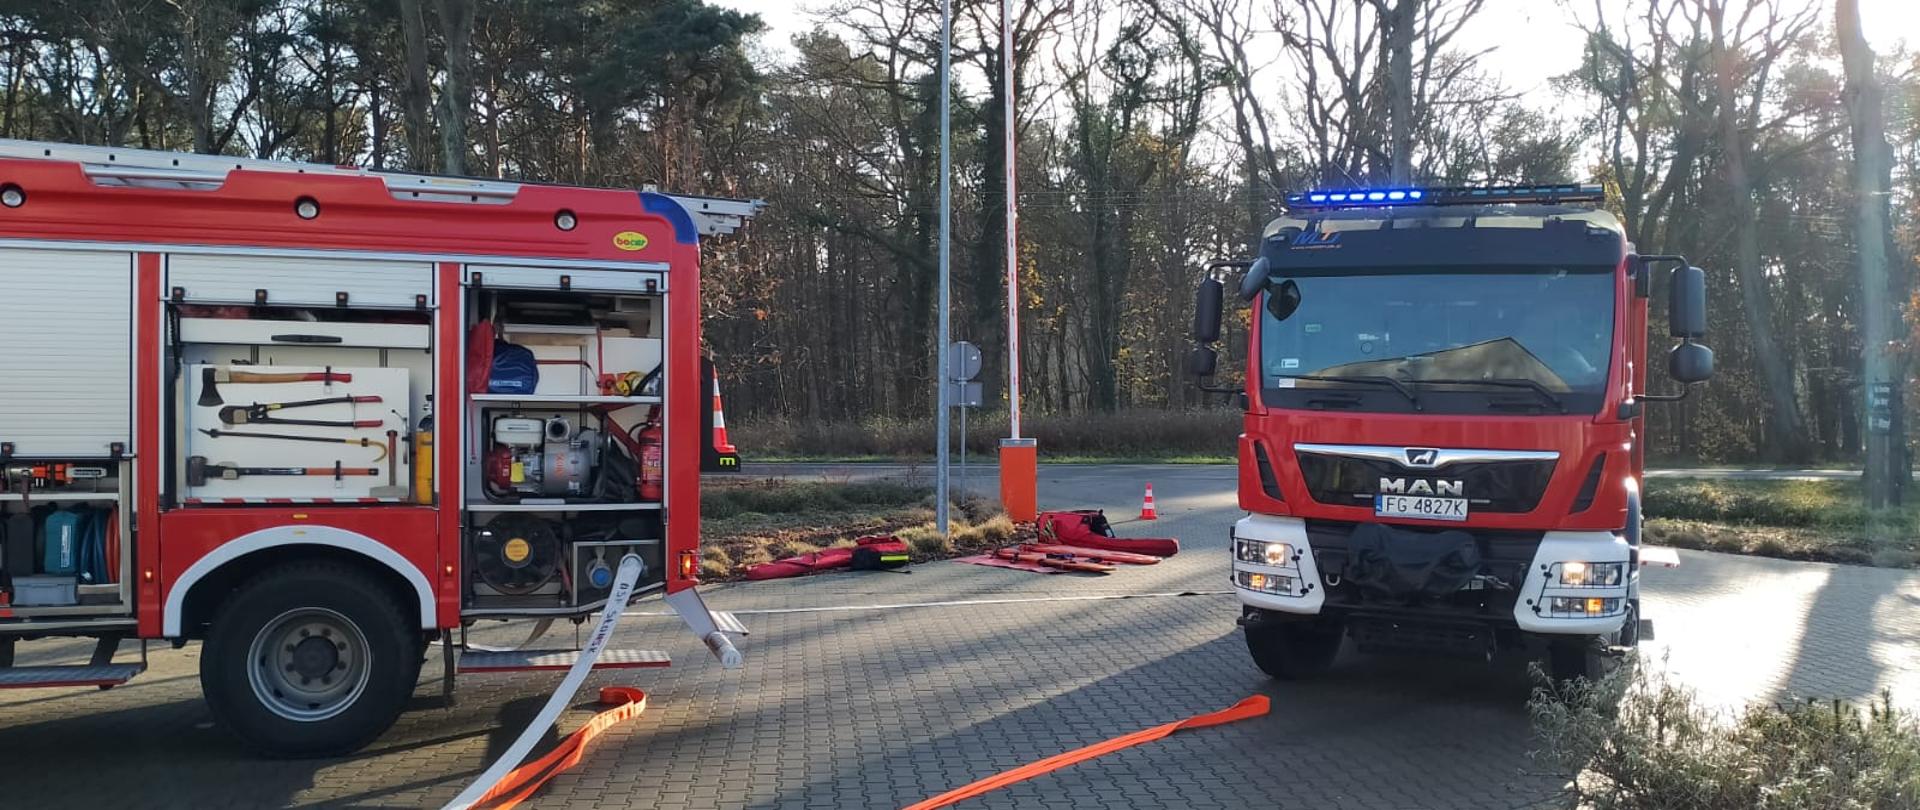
[246,607,372,722]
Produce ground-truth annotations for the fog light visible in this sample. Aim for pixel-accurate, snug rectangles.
[1547,596,1622,617]
[0,184,24,208]
[294,196,320,219]
[555,209,578,230]
[1237,570,1295,595]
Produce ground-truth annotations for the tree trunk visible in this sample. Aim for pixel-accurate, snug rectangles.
[398,0,433,171]
[1385,0,1417,183]
[1838,0,1902,507]
[1712,32,1807,462]
[434,0,475,175]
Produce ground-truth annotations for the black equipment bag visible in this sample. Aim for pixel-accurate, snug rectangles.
[1343,523,1482,603]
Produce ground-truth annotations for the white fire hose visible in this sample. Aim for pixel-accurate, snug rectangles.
[442,553,646,810]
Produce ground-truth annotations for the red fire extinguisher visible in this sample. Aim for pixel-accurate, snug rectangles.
[638,411,663,502]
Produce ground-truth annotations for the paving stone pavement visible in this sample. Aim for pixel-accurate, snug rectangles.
[2,464,1916,809]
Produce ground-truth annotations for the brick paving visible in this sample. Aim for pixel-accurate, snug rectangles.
[2,465,1917,809]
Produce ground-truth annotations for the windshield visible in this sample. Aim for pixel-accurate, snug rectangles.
[1259,266,1615,413]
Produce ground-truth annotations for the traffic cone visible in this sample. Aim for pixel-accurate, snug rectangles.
[711,377,738,454]
[1138,482,1158,520]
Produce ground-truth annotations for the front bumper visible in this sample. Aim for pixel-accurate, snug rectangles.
[1230,514,1634,635]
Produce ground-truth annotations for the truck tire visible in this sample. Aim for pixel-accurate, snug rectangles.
[1548,600,1636,685]
[1547,636,1612,684]
[1245,618,1344,680]
[200,561,417,757]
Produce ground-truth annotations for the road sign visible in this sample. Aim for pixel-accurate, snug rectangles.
[948,341,982,382]
[950,381,983,407]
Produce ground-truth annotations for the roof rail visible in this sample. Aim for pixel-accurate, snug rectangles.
[0,138,763,236]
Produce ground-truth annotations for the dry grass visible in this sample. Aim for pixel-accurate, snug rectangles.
[1644,478,1920,569]
[699,479,1026,581]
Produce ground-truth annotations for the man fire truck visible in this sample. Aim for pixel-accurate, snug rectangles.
[0,139,756,755]
[1188,184,1713,682]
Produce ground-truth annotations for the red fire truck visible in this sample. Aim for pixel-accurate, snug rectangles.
[0,139,755,755]
[1189,184,1714,682]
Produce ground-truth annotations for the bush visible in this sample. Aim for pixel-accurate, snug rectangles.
[1530,664,1920,809]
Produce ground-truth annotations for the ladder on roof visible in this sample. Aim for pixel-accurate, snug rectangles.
[0,138,764,237]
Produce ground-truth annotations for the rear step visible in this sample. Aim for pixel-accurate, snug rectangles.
[457,648,669,674]
[0,663,146,689]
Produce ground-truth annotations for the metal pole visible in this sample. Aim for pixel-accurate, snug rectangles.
[1002,0,1021,440]
[959,405,968,498]
[935,0,953,535]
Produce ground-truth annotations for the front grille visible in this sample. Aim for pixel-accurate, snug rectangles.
[1295,449,1558,513]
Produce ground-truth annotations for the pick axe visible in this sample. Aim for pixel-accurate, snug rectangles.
[186,456,379,487]
[198,368,354,407]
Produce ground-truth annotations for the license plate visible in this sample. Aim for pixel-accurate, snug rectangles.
[1374,494,1468,521]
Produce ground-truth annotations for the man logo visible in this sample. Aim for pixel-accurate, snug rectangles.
[1379,477,1465,497]
[1290,230,1342,250]
[1404,448,1440,467]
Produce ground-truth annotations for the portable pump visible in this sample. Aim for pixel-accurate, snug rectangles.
[485,415,602,499]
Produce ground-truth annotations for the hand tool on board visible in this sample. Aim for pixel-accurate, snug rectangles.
[186,456,379,487]
[198,367,353,406]
[197,428,389,462]
[218,395,383,428]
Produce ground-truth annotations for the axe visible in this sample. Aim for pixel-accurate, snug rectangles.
[198,367,355,407]
[187,456,379,487]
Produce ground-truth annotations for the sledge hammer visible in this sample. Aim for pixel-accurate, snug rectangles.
[198,367,355,407]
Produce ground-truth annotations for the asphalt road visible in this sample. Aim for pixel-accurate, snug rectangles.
[3,464,1917,809]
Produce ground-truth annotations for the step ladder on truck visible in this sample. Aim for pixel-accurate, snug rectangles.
[0,138,758,756]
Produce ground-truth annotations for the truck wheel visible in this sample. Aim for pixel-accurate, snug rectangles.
[1548,601,1635,685]
[1245,619,1344,680]
[200,562,417,757]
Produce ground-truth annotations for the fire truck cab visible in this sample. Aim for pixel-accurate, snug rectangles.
[1189,184,1714,682]
[0,139,754,755]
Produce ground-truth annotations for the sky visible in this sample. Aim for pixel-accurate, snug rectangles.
[712,0,1919,111]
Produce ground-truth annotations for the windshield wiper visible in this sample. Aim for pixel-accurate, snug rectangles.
[1287,374,1423,411]
[1411,377,1566,413]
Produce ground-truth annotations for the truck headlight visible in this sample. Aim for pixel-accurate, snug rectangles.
[1235,538,1293,567]
[1555,561,1624,588]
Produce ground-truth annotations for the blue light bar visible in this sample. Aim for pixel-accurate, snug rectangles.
[1285,183,1602,210]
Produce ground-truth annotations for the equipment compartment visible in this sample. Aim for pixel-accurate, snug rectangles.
[0,461,133,615]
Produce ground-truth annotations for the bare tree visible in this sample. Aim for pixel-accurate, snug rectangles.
[1702,0,1817,461]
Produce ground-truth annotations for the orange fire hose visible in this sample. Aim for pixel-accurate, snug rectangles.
[902,695,1270,810]
[464,686,649,810]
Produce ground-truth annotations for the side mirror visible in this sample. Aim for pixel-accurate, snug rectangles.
[1669,341,1714,384]
[1188,345,1218,378]
[1265,279,1301,322]
[1192,277,1223,343]
[1669,265,1706,339]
